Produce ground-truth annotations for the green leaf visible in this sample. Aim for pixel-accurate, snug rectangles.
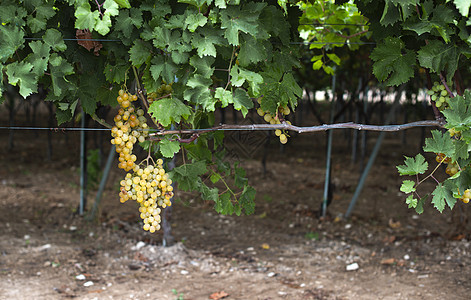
[43,29,67,52]
[104,62,128,83]
[0,25,25,63]
[370,37,415,86]
[400,180,416,193]
[238,34,266,66]
[75,3,99,30]
[454,0,471,16]
[405,195,417,209]
[114,0,131,8]
[26,2,55,33]
[49,54,74,97]
[232,88,253,117]
[189,55,215,77]
[214,87,233,108]
[26,41,50,77]
[229,65,264,96]
[397,154,428,175]
[185,74,215,111]
[185,12,207,32]
[380,0,401,26]
[191,28,225,57]
[5,61,38,98]
[114,8,143,38]
[431,183,451,213]
[423,130,455,158]
[415,196,426,214]
[150,56,177,84]
[220,3,266,45]
[417,40,461,82]
[159,139,180,158]
[168,161,208,191]
[148,97,191,127]
[240,185,256,215]
[95,14,112,35]
[103,0,119,17]
[129,40,152,67]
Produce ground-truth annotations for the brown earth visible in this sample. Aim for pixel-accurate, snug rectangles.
[1,103,471,300]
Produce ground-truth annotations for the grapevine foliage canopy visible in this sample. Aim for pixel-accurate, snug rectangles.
[0,0,304,216]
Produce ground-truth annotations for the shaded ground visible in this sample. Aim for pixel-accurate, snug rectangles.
[1,104,471,300]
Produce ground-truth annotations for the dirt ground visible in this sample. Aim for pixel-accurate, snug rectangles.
[1,103,471,300]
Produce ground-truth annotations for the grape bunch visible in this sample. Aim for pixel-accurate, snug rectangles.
[427,81,452,110]
[460,189,471,204]
[435,153,461,176]
[256,102,291,144]
[147,83,173,105]
[110,90,150,171]
[119,159,174,233]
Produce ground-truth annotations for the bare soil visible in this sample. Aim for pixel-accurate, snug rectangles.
[1,104,471,300]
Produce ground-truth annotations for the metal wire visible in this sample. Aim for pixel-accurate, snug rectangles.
[24,37,122,42]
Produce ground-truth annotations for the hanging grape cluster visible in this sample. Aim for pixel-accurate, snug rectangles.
[427,81,452,111]
[119,159,174,233]
[435,153,461,176]
[110,90,150,171]
[147,83,173,105]
[256,101,291,144]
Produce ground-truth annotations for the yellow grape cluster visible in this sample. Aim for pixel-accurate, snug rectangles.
[119,159,174,233]
[147,83,173,105]
[256,101,291,144]
[427,81,452,110]
[110,90,150,171]
[460,189,471,204]
[435,153,463,177]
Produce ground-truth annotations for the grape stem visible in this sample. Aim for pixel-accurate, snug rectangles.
[439,73,455,98]
[148,120,442,137]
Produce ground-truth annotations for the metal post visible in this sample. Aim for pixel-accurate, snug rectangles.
[87,145,116,221]
[321,74,336,217]
[345,86,404,218]
[79,109,87,215]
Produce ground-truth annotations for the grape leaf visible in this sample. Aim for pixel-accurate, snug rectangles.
[159,139,181,158]
[232,88,253,117]
[5,61,38,98]
[214,191,233,215]
[229,65,263,96]
[239,185,256,215]
[114,8,143,38]
[75,3,99,30]
[405,194,417,209]
[415,196,426,214]
[397,154,428,175]
[150,56,177,84]
[26,2,55,33]
[442,92,471,132]
[370,37,415,86]
[104,62,128,83]
[185,12,207,32]
[423,130,455,158]
[417,40,461,82]
[189,55,215,77]
[431,183,452,213]
[214,87,233,108]
[454,0,471,16]
[129,40,152,68]
[238,34,266,66]
[49,54,74,97]
[95,14,112,35]
[43,29,67,52]
[400,180,416,193]
[26,41,50,77]
[0,25,25,63]
[148,97,191,127]
[114,0,131,8]
[219,3,266,45]
[191,27,225,57]
[168,161,208,191]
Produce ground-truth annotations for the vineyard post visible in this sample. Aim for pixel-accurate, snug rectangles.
[345,86,404,218]
[79,108,88,216]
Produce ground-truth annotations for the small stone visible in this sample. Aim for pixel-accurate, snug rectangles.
[346,263,359,271]
[404,254,410,260]
[180,270,189,275]
[83,281,94,287]
[267,272,276,277]
[76,274,86,280]
[131,241,146,251]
